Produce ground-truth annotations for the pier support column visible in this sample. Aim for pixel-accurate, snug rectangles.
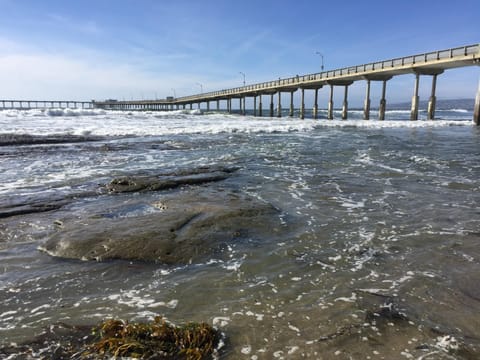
[216,100,220,111]
[379,80,387,120]
[363,80,371,120]
[239,98,242,114]
[289,91,294,117]
[259,95,263,117]
[328,85,334,120]
[227,98,231,113]
[269,94,274,117]
[313,88,319,119]
[411,73,420,120]
[342,85,349,120]
[253,96,257,116]
[190,103,193,110]
[277,92,282,117]
[242,97,246,115]
[300,88,305,119]
[474,78,480,125]
[206,101,210,112]
[427,74,438,120]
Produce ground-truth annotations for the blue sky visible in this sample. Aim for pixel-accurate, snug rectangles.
[0,0,478,106]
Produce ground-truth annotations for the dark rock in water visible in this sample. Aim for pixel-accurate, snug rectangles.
[0,200,68,219]
[105,166,238,193]
[0,133,105,146]
[40,188,281,264]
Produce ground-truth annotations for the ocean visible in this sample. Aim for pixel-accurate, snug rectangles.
[0,100,479,359]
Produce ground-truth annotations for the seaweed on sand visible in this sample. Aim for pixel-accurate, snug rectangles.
[87,316,221,359]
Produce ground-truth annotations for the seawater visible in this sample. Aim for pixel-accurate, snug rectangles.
[0,102,479,359]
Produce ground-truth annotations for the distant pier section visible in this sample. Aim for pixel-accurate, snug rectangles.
[0,100,94,110]
[2,44,479,124]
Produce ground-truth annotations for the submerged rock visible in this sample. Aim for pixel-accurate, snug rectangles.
[40,188,281,264]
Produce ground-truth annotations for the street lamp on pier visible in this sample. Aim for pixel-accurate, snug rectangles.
[196,83,203,93]
[171,88,176,98]
[239,72,246,86]
[315,51,325,71]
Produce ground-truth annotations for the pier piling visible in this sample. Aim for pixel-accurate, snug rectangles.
[364,80,371,120]
[258,95,262,117]
[342,85,349,120]
[300,88,305,119]
[474,79,480,125]
[289,91,294,117]
[269,94,274,117]
[277,92,282,118]
[328,85,334,120]
[379,80,388,120]
[427,74,438,120]
[411,73,420,120]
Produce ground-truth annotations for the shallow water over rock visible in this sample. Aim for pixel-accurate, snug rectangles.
[40,186,282,264]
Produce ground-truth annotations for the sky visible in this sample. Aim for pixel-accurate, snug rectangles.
[0,0,479,106]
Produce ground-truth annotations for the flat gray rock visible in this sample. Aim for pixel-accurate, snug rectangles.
[39,188,281,264]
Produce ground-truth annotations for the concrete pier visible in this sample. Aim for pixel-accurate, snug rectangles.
[0,100,94,110]
[4,45,478,123]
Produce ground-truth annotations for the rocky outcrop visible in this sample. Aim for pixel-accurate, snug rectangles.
[39,187,281,264]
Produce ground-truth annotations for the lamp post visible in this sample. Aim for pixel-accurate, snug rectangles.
[315,51,324,71]
[239,72,246,86]
[196,82,203,93]
[171,88,176,98]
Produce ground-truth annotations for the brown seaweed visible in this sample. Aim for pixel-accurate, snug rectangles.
[87,316,220,359]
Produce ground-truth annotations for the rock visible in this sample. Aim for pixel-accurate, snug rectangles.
[0,200,68,219]
[105,166,238,193]
[0,133,105,146]
[39,188,281,264]
[0,166,237,219]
